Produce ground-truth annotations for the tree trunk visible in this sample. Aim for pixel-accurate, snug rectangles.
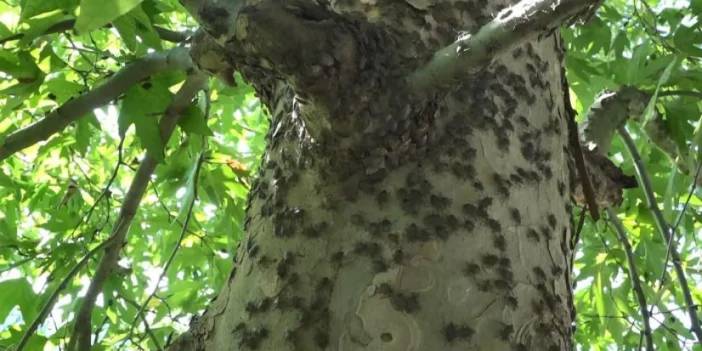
[173,1,575,350]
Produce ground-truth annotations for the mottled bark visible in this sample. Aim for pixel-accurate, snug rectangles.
[172,1,576,350]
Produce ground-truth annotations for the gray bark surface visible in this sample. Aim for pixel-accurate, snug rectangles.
[172,1,576,350]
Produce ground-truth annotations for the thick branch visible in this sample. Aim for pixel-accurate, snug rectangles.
[618,127,702,343]
[67,71,208,351]
[606,207,654,351]
[0,47,193,162]
[407,0,597,93]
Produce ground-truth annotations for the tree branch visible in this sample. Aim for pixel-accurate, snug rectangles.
[0,19,191,45]
[563,75,600,220]
[119,152,203,351]
[606,207,654,351]
[617,126,702,343]
[0,47,193,162]
[66,71,208,351]
[407,0,597,93]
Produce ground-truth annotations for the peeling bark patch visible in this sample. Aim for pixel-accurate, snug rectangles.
[442,322,474,342]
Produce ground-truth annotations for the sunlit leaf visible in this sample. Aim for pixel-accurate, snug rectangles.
[75,0,143,34]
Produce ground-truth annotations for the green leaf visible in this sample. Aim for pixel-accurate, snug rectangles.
[178,104,213,136]
[0,199,18,239]
[693,114,702,159]
[642,56,679,124]
[44,77,83,104]
[41,208,81,232]
[673,25,702,57]
[0,51,42,80]
[177,155,201,220]
[20,0,78,19]
[112,5,162,52]
[0,278,36,323]
[39,45,68,72]
[625,42,653,85]
[130,5,163,50]
[18,13,75,47]
[112,11,138,52]
[75,0,143,34]
[119,76,174,161]
[74,114,97,155]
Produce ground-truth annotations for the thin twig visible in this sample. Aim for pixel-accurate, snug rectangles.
[606,207,654,351]
[618,126,702,343]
